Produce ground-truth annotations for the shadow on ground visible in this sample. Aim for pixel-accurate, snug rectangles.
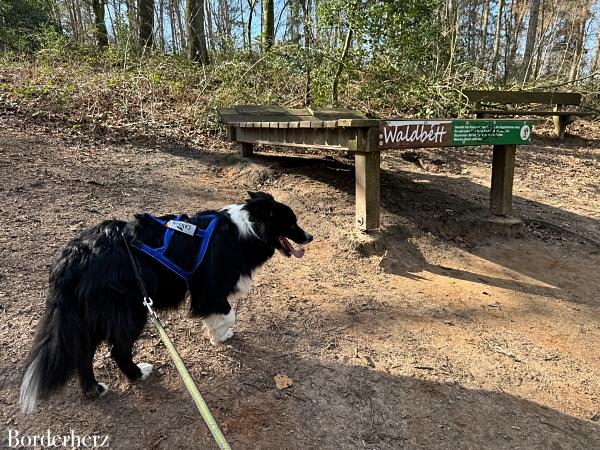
[155,143,600,308]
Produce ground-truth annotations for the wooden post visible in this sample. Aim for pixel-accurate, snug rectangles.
[238,142,254,157]
[490,144,516,217]
[355,151,380,231]
[553,104,566,139]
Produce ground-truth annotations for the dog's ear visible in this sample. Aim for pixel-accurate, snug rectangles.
[245,197,274,219]
[247,191,274,201]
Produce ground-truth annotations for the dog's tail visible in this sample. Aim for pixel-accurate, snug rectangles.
[19,290,80,413]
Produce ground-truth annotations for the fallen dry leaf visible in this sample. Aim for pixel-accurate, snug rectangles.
[274,373,294,390]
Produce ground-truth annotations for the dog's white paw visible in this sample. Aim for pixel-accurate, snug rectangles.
[98,383,109,397]
[209,328,234,345]
[137,363,153,380]
[222,328,234,342]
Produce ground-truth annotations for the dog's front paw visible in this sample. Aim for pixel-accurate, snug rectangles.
[137,363,154,380]
[209,328,234,345]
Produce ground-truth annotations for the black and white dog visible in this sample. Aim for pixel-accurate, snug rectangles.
[19,192,312,413]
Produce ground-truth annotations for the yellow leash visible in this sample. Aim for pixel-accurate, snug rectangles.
[121,233,232,450]
[150,314,232,450]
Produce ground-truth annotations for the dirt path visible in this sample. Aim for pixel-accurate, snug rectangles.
[1,115,599,449]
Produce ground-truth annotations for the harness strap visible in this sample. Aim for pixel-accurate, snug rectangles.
[134,214,219,283]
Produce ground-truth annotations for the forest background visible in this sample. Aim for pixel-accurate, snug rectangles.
[1,0,599,134]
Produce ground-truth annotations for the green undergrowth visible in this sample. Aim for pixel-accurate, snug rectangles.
[0,43,597,142]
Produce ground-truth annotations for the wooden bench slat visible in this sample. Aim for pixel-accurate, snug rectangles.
[464,90,582,105]
[337,118,381,127]
[473,109,593,116]
[235,105,295,113]
[308,107,367,120]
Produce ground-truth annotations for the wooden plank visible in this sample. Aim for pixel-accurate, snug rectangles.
[355,151,381,230]
[234,124,379,152]
[490,144,516,217]
[219,113,250,124]
[337,118,381,127]
[309,107,367,120]
[472,109,591,116]
[235,104,292,113]
[464,90,581,105]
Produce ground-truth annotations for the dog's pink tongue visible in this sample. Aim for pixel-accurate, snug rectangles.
[281,237,305,258]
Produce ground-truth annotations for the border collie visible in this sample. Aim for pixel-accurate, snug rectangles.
[19,192,312,413]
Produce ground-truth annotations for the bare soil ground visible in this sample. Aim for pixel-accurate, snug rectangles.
[1,113,599,449]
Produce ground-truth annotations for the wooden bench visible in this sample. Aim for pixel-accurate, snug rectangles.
[218,105,381,229]
[463,90,593,139]
[219,105,533,231]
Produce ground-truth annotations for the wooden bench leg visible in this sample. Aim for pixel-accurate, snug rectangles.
[238,142,254,157]
[553,115,567,140]
[355,151,380,231]
[490,144,516,217]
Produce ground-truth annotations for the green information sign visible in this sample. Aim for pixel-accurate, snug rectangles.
[451,119,533,146]
[379,119,533,149]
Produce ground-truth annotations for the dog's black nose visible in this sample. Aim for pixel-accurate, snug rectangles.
[305,233,313,243]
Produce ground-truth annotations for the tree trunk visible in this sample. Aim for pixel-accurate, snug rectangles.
[158,0,166,52]
[125,0,138,43]
[247,0,256,51]
[205,0,215,52]
[139,0,154,50]
[523,0,541,81]
[187,0,210,63]
[332,27,352,105]
[92,0,109,49]
[480,0,489,69]
[175,0,185,51]
[569,1,591,82]
[263,0,275,50]
[168,0,178,52]
[491,0,504,77]
[533,0,545,80]
[507,0,526,80]
[239,0,246,49]
[591,28,600,72]
[302,0,311,106]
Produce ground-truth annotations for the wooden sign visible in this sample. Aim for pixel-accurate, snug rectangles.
[379,119,533,149]
[379,120,452,149]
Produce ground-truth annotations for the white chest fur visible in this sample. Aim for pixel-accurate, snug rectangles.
[228,275,253,301]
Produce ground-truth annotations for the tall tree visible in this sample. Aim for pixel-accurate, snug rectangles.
[91,0,108,49]
[523,0,541,80]
[262,0,274,49]
[569,0,591,82]
[480,0,490,69]
[187,0,210,63]
[591,29,600,73]
[247,0,258,51]
[491,0,504,77]
[139,0,154,50]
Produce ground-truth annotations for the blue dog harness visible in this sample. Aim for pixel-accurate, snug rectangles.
[131,213,219,284]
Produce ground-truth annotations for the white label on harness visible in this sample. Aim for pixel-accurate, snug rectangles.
[166,220,197,236]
